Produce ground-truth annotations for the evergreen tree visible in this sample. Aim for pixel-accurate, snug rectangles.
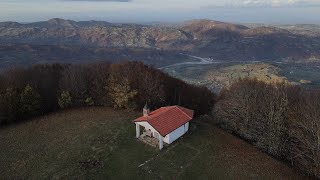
[19,84,41,117]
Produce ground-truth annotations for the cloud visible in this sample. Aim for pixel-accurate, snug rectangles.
[62,0,132,2]
[204,0,320,8]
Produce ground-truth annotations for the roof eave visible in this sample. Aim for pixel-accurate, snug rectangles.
[160,117,193,136]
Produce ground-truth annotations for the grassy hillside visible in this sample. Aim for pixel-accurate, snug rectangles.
[204,63,289,86]
[163,61,320,93]
[163,62,290,92]
[0,108,306,179]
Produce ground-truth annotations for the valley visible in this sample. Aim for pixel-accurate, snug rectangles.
[1,19,319,92]
[0,45,188,70]
[1,19,320,69]
[162,54,320,92]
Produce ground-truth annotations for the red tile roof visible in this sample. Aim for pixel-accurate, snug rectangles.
[134,106,194,136]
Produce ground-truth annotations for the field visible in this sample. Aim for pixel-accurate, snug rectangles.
[0,108,307,179]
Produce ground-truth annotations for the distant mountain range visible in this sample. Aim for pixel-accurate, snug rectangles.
[0,18,319,69]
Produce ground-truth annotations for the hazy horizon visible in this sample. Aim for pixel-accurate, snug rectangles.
[1,0,320,24]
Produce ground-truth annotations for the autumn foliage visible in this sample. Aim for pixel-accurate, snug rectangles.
[0,62,215,125]
[214,78,320,178]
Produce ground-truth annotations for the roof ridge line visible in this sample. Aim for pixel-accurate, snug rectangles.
[175,106,193,119]
[133,107,171,122]
[148,106,176,120]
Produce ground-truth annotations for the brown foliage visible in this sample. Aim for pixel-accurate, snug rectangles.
[215,79,290,157]
[288,89,320,177]
[106,62,216,114]
[0,61,216,125]
[59,65,92,106]
[88,63,111,106]
[214,78,320,178]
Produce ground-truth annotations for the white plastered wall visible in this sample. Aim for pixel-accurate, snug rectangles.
[167,122,189,144]
[136,121,190,145]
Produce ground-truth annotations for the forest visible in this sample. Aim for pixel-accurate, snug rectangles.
[1,62,319,178]
[214,78,320,178]
[0,62,215,125]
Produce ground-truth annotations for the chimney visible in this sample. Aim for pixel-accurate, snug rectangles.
[143,103,150,117]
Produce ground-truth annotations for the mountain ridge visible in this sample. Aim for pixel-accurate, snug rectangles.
[0,18,319,68]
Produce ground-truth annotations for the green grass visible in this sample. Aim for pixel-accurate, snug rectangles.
[0,108,306,179]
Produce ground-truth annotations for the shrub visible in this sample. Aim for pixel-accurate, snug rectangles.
[58,91,72,109]
[85,97,94,106]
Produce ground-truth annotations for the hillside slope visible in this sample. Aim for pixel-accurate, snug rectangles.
[0,108,306,179]
[0,18,319,66]
[0,44,186,69]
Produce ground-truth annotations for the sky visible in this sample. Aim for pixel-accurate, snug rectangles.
[0,0,320,24]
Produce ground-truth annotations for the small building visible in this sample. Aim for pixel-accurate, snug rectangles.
[134,104,194,150]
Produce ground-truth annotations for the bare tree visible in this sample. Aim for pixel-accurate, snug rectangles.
[214,78,290,157]
[289,90,320,177]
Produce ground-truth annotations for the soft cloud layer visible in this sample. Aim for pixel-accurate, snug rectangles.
[205,0,320,8]
[63,0,132,2]
[251,0,320,7]
[0,0,319,24]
